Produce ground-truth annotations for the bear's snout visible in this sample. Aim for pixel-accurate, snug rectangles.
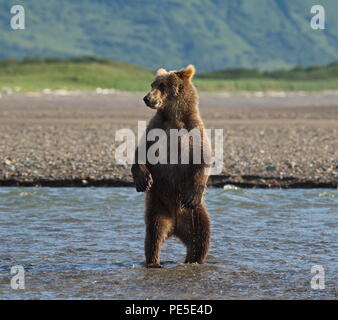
[143,95,150,105]
[143,94,159,109]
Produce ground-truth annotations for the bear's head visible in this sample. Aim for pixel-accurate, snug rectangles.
[143,65,196,110]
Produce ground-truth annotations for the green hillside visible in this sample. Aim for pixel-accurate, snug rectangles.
[0,0,338,72]
[199,62,338,80]
[1,57,338,92]
[0,58,154,92]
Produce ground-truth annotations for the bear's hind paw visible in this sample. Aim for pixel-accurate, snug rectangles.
[146,263,163,268]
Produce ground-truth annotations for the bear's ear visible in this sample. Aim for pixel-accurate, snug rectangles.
[176,64,196,82]
[156,68,167,76]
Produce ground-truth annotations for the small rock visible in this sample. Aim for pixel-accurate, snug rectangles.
[266,165,276,171]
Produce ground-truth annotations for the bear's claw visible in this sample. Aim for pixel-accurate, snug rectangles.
[135,173,153,192]
[146,263,163,268]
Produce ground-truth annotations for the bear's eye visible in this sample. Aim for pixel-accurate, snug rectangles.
[158,83,165,91]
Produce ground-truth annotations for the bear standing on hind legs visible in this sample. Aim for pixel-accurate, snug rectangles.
[131,65,211,268]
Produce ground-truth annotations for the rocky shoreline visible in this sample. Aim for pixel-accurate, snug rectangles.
[0,176,336,188]
[0,92,337,189]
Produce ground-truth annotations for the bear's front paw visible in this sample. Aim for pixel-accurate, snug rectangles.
[135,171,153,192]
[180,192,202,209]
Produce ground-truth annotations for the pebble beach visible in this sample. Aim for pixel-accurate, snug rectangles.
[0,91,337,188]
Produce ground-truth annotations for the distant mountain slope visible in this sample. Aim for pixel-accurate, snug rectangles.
[0,0,338,72]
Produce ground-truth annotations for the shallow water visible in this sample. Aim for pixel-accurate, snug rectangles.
[0,187,337,299]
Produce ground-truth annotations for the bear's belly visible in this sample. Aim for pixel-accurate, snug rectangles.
[149,164,191,191]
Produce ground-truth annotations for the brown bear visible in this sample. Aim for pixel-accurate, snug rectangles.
[131,65,211,268]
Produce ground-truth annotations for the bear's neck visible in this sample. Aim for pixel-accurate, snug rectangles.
[159,94,200,129]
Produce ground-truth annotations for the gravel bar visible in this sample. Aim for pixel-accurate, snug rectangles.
[0,92,337,188]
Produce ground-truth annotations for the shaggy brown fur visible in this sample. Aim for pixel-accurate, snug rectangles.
[131,65,211,268]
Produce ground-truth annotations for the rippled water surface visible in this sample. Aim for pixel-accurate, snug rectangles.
[0,187,337,299]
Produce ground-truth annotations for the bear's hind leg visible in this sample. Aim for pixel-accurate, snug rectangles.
[145,196,174,268]
[175,204,210,264]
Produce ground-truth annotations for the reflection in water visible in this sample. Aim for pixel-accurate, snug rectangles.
[0,187,337,299]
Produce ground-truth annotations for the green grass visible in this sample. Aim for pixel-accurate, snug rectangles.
[194,78,338,92]
[1,58,338,93]
[0,60,154,92]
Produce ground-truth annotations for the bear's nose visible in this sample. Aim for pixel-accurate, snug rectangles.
[143,96,150,104]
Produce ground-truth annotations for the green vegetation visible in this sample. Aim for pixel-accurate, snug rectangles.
[194,78,338,92]
[0,57,153,92]
[199,62,338,81]
[196,62,338,91]
[1,0,338,72]
[1,57,338,92]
